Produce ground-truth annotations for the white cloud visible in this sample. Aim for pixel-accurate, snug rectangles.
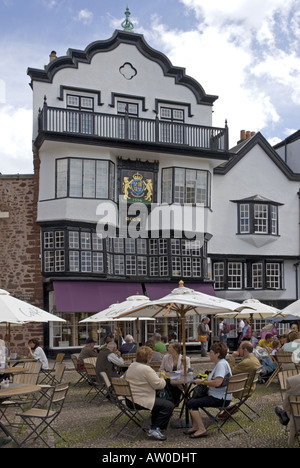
[74,9,94,25]
[0,106,33,174]
[137,1,298,145]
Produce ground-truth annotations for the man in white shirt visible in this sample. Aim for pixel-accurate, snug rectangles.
[96,341,124,382]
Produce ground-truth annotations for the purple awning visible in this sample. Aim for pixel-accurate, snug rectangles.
[53,281,144,313]
[144,282,215,300]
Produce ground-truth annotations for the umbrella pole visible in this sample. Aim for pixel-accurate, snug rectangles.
[136,318,140,350]
[181,315,187,377]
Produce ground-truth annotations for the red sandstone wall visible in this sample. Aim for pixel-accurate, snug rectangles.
[0,170,44,353]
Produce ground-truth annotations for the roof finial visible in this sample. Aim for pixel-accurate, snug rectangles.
[121,6,134,32]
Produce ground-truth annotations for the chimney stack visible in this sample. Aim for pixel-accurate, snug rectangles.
[238,129,256,144]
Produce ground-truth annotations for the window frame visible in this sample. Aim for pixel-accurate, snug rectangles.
[56,157,115,201]
[237,202,279,236]
[212,259,283,290]
[161,167,211,207]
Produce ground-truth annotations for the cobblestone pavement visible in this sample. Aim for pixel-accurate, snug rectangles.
[1,357,297,449]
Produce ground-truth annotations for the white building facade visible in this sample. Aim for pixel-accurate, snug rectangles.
[27,25,300,352]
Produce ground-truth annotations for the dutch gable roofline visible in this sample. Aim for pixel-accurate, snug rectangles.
[27,30,218,106]
[214,131,300,181]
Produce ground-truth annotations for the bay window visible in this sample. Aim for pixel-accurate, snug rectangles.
[162,167,211,206]
[56,158,115,200]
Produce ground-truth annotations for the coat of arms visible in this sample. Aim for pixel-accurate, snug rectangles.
[122,171,153,203]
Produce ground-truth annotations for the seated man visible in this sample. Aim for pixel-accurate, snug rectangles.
[95,341,124,382]
[119,334,137,355]
[77,338,97,370]
[152,333,167,353]
[258,333,273,352]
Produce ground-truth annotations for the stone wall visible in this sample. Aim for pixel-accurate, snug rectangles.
[0,167,44,354]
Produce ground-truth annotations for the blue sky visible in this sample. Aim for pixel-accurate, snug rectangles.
[0,0,300,173]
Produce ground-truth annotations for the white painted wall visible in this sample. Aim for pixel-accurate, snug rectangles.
[211,143,300,257]
[32,41,213,139]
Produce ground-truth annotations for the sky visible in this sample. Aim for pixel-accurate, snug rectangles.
[0,0,300,174]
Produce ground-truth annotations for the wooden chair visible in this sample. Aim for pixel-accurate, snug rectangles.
[265,351,294,388]
[98,372,126,425]
[227,367,262,422]
[111,378,151,441]
[121,353,136,366]
[42,362,65,386]
[40,353,65,384]
[278,369,299,399]
[202,373,249,439]
[149,361,161,372]
[289,395,300,446]
[24,361,42,375]
[83,357,97,366]
[17,383,70,448]
[84,362,107,403]
[70,354,89,386]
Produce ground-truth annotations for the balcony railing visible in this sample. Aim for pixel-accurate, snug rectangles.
[38,104,229,151]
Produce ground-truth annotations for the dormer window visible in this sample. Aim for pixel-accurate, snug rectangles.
[233,195,283,236]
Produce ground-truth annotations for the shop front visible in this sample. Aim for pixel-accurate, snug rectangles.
[47,281,216,353]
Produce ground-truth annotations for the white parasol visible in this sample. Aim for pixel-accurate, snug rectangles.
[116,281,253,375]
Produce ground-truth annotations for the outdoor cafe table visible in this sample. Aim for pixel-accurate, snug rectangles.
[0,383,41,446]
[161,371,196,428]
[0,367,27,376]
[7,358,37,367]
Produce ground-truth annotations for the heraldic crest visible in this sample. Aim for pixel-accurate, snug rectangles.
[122,171,153,203]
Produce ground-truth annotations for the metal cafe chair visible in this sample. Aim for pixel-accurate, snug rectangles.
[278,369,299,400]
[16,383,70,448]
[265,351,295,388]
[39,353,65,384]
[99,372,127,425]
[111,377,151,441]
[83,362,107,403]
[70,354,89,386]
[121,353,136,366]
[228,366,263,422]
[201,373,249,440]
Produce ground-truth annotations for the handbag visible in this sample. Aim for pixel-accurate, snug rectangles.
[192,384,208,398]
[198,335,207,343]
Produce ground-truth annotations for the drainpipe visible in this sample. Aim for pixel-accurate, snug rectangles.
[294,260,300,300]
[295,189,300,299]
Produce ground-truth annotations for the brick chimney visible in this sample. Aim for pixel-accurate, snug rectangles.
[238,130,256,144]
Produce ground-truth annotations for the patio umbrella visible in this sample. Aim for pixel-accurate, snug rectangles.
[79,294,154,347]
[274,299,300,319]
[0,289,65,324]
[0,289,65,351]
[215,298,285,337]
[115,281,254,375]
[216,298,283,320]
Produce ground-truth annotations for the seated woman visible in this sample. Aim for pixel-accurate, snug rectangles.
[160,342,191,373]
[27,338,49,370]
[185,341,232,438]
[125,346,174,441]
[282,331,300,352]
[160,342,191,405]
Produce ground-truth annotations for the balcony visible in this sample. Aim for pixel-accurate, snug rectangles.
[36,104,229,154]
